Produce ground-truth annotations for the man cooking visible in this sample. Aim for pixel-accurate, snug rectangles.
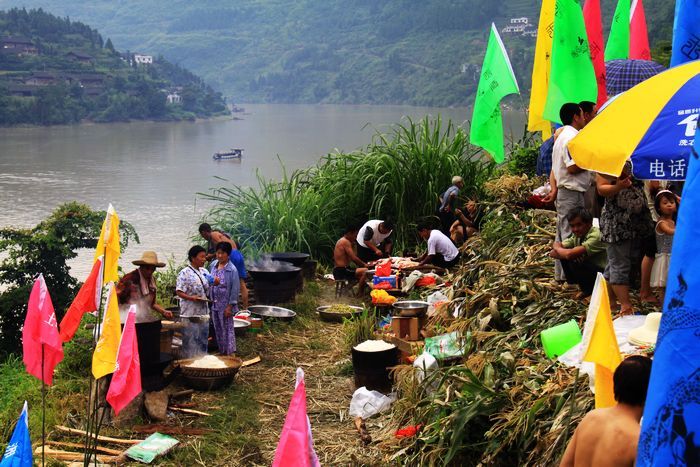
[356,219,394,263]
[415,222,461,269]
[116,251,173,372]
[333,224,369,295]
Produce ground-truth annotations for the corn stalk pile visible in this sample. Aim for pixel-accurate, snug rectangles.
[382,181,595,466]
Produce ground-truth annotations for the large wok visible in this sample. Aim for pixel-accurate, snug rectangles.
[247,266,301,283]
[264,252,310,267]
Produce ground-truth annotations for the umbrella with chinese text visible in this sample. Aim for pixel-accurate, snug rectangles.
[569,60,700,180]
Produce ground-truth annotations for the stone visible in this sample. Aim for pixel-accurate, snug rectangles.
[144,390,169,422]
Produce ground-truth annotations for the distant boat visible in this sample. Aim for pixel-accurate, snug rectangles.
[213,148,243,160]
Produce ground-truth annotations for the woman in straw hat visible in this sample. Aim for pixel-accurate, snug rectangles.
[116,251,173,368]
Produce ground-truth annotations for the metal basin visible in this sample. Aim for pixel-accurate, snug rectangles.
[392,301,429,317]
[317,305,364,323]
[249,305,297,322]
[233,318,251,336]
[267,252,310,267]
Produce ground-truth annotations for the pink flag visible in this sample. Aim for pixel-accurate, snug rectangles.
[272,368,320,467]
[23,274,64,385]
[583,0,607,107]
[106,306,141,416]
[630,0,651,60]
[59,256,103,342]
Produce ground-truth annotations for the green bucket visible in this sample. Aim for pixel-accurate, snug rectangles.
[541,319,582,358]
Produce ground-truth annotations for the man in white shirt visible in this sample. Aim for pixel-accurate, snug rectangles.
[416,223,460,269]
[543,103,591,281]
[356,219,394,263]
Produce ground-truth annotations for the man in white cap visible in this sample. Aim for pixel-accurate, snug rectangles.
[438,176,464,234]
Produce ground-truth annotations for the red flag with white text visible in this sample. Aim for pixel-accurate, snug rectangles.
[106,306,141,415]
[59,256,103,342]
[22,274,64,385]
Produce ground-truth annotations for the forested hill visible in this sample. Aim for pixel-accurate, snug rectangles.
[0,1,675,107]
[0,8,229,125]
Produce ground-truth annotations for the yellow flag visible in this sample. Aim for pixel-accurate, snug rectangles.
[528,0,555,139]
[92,283,122,379]
[94,204,120,284]
[581,273,622,408]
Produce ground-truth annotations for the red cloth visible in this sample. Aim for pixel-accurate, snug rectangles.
[23,274,64,385]
[583,0,607,107]
[415,276,437,287]
[273,368,320,467]
[59,256,103,342]
[106,306,141,416]
[630,0,651,60]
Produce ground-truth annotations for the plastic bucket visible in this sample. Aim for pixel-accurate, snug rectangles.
[540,320,582,358]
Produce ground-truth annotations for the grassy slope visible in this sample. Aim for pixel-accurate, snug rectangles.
[0,0,676,105]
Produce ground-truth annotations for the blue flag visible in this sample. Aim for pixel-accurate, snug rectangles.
[637,135,700,465]
[0,402,32,467]
[671,0,700,67]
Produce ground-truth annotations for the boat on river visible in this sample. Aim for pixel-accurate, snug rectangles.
[213,148,243,160]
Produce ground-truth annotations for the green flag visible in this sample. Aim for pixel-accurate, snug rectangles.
[605,0,631,60]
[470,24,520,163]
[543,0,598,123]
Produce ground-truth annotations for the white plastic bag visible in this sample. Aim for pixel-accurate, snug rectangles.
[348,387,396,419]
[426,291,449,316]
[413,351,438,384]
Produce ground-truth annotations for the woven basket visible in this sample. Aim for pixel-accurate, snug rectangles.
[178,356,243,378]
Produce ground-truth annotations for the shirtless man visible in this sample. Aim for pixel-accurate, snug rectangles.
[333,224,369,295]
[560,355,652,467]
[199,223,237,261]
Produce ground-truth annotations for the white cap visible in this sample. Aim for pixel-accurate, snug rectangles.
[452,176,463,184]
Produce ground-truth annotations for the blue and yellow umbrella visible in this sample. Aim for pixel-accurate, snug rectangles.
[569,60,700,180]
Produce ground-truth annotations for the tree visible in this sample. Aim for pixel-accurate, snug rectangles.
[0,202,139,357]
[105,37,115,53]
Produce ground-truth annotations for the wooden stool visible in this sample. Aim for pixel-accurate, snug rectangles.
[335,279,354,298]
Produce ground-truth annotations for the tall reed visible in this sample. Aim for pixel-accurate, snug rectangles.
[201,117,495,260]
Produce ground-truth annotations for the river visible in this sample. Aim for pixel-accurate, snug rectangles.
[0,103,525,278]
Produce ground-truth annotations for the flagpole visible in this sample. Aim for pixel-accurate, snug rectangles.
[41,344,46,467]
[84,242,108,466]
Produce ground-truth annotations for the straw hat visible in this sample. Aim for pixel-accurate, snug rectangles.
[132,251,166,268]
[628,312,662,346]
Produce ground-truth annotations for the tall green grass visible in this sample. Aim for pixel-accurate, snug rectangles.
[201,117,494,260]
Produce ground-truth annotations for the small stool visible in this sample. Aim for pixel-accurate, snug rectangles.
[335,279,354,298]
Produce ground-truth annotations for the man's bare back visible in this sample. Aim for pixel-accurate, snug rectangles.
[334,236,353,268]
[561,406,641,467]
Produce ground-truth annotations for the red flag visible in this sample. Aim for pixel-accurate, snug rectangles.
[23,274,64,385]
[272,368,319,467]
[629,0,651,60]
[59,256,103,342]
[106,306,141,416]
[583,0,607,107]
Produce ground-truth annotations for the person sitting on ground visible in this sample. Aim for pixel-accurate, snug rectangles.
[416,222,461,269]
[560,355,652,467]
[333,224,369,295]
[356,219,394,263]
[549,207,607,297]
[450,199,483,245]
[438,176,464,234]
[198,223,237,261]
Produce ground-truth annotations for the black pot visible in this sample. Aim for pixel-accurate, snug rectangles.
[351,346,398,393]
[267,252,310,267]
[247,267,301,283]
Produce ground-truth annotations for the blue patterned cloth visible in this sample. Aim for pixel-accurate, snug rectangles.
[536,136,554,176]
[605,59,666,96]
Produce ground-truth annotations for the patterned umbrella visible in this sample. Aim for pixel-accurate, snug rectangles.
[605,59,666,96]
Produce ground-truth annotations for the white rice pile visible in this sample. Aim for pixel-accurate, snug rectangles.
[354,339,396,352]
[187,355,228,369]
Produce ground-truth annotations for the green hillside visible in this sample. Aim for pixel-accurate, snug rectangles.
[0,0,676,106]
[0,8,229,125]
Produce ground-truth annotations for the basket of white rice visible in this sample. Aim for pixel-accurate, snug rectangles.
[178,355,243,390]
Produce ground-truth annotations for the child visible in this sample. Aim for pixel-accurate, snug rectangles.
[649,190,678,302]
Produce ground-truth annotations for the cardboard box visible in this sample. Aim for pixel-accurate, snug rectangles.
[391,316,427,342]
